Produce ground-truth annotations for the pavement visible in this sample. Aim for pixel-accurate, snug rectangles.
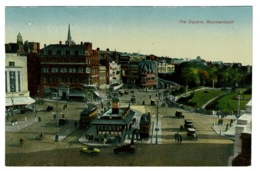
[6,117,37,132]
[210,115,237,138]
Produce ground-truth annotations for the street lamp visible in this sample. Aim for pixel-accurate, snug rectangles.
[237,91,241,118]
[186,85,189,97]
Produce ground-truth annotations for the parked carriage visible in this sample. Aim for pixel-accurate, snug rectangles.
[175,111,184,118]
[186,128,198,140]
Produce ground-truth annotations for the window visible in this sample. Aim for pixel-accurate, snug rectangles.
[60,68,67,73]
[86,67,90,73]
[77,68,84,73]
[56,50,61,55]
[68,68,76,73]
[9,71,16,92]
[86,59,91,64]
[48,50,52,55]
[9,62,15,67]
[18,71,21,92]
[51,68,58,73]
[42,68,49,73]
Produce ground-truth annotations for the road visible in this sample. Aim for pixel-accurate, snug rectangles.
[5,88,235,166]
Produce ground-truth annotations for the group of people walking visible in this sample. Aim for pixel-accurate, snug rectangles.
[174,132,182,144]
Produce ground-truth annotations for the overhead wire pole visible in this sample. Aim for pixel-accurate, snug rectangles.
[156,61,159,144]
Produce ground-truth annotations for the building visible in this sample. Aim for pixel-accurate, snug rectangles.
[157,59,175,73]
[138,60,158,89]
[5,43,19,53]
[5,53,35,110]
[232,132,251,166]
[24,41,40,54]
[118,53,130,83]
[226,100,252,166]
[128,61,139,85]
[37,25,100,101]
[91,97,135,138]
[108,61,121,85]
[27,52,41,97]
[99,65,107,90]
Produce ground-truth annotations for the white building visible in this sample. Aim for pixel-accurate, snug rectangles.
[109,61,121,85]
[158,60,175,73]
[227,99,252,166]
[5,53,35,109]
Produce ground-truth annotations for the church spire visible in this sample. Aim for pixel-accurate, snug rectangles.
[67,24,72,41]
[66,24,75,45]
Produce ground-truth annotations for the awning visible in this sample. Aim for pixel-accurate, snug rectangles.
[6,96,35,107]
[68,91,85,97]
[93,91,104,98]
[110,83,123,91]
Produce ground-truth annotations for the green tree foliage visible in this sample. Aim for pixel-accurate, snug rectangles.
[174,61,251,89]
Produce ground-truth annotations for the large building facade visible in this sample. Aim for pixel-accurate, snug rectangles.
[37,41,100,100]
[37,25,100,100]
[5,53,35,109]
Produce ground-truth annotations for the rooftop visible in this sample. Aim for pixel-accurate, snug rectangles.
[91,107,135,126]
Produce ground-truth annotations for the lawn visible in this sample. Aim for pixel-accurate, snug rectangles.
[206,92,251,112]
[188,89,226,107]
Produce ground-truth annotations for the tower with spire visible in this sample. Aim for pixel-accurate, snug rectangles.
[65,24,75,45]
[17,32,24,55]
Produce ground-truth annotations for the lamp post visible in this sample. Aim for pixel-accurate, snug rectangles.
[186,85,189,97]
[237,91,241,118]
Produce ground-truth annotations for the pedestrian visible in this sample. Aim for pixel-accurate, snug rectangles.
[20,138,24,145]
[226,123,229,131]
[179,135,182,144]
[63,104,67,110]
[55,134,59,142]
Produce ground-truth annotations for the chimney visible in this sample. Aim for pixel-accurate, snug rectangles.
[112,97,120,114]
[97,48,100,51]
[81,41,83,45]
[59,41,62,45]
[44,44,46,48]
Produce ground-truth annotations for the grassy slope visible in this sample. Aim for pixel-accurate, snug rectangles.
[189,89,226,107]
[212,93,251,111]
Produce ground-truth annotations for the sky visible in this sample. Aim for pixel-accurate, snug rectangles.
[4,5,253,65]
